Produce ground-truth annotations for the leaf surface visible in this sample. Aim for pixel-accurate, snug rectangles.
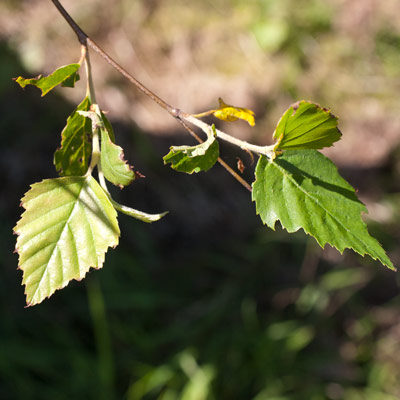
[252,150,394,270]
[54,97,92,176]
[213,97,255,126]
[15,64,80,96]
[163,126,219,174]
[100,123,135,187]
[110,199,168,223]
[102,112,116,142]
[14,176,120,306]
[273,101,341,151]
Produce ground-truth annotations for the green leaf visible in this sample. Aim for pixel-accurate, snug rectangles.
[54,97,92,176]
[77,104,134,187]
[14,175,120,306]
[252,150,395,270]
[14,63,80,97]
[100,121,135,187]
[163,126,219,174]
[110,199,168,223]
[273,101,342,151]
[101,112,116,143]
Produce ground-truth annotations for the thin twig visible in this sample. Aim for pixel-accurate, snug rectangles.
[182,114,275,157]
[175,118,252,192]
[51,0,254,191]
[215,157,252,192]
[51,0,88,44]
[83,45,96,103]
[86,37,177,115]
[51,0,175,115]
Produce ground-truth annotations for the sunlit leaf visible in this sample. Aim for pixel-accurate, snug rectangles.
[14,63,80,97]
[273,101,341,151]
[54,97,92,176]
[163,126,219,174]
[213,97,255,126]
[252,150,394,270]
[14,175,120,306]
[101,112,115,142]
[110,199,168,223]
[78,104,134,187]
[100,121,135,187]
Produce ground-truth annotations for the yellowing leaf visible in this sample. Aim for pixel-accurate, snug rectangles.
[213,98,255,126]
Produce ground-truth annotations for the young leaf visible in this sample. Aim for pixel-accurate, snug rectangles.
[78,104,134,187]
[102,112,116,143]
[213,97,255,126]
[252,150,395,270]
[54,97,92,176]
[100,121,135,187]
[14,63,80,97]
[273,101,341,151]
[14,175,120,306]
[163,126,219,174]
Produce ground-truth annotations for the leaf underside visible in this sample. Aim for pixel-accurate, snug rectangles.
[15,63,80,97]
[14,176,120,306]
[54,97,92,176]
[252,151,394,270]
[163,135,219,174]
[273,101,342,151]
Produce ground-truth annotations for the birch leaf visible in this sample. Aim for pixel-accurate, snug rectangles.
[14,176,120,306]
[252,150,395,270]
[78,105,135,187]
[273,101,341,151]
[163,126,219,174]
[54,97,92,176]
[110,199,168,223]
[15,64,80,97]
[100,124,135,187]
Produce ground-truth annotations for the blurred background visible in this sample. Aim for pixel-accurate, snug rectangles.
[1,0,400,399]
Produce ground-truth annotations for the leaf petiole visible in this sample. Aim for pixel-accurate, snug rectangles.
[182,114,276,158]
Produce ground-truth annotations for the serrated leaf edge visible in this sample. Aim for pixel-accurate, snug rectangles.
[100,127,135,187]
[272,101,341,151]
[252,155,395,270]
[14,63,81,97]
[14,176,120,306]
[54,97,92,176]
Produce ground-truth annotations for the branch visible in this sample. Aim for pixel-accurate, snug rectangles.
[182,114,275,158]
[51,0,176,116]
[175,117,253,192]
[51,0,254,191]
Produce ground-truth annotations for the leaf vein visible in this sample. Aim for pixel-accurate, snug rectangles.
[29,180,86,301]
[271,159,368,250]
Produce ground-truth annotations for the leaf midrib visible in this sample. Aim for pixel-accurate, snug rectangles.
[30,178,89,301]
[285,116,332,142]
